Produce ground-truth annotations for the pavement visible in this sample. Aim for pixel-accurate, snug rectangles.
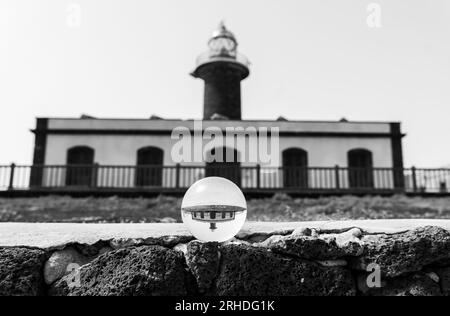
[1,219,450,249]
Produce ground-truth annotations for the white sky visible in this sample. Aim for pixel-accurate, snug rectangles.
[0,0,449,167]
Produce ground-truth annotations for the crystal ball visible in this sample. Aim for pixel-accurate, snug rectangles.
[181,177,247,242]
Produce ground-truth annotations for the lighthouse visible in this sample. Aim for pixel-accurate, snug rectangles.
[192,22,250,120]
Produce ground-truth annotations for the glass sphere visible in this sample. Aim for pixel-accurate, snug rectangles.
[181,177,247,242]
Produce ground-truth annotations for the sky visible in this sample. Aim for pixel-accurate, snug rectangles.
[0,0,449,167]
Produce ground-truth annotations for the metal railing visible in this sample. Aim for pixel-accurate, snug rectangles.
[195,50,250,67]
[0,164,449,194]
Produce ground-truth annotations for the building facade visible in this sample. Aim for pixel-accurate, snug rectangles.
[30,23,405,192]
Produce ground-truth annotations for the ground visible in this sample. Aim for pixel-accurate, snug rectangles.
[1,194,450,223]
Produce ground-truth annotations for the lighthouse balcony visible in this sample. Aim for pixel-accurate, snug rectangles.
[195,50,250,68]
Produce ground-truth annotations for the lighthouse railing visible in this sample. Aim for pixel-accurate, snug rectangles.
[195,51,250,67]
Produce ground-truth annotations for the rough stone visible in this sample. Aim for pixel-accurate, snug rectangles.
[316,260,348,267]
[235,227,294,241]
[2,222,450,297]
[73,241,110,257]
[0,248,47,296]
[240,233,274,243]
[347,228,363,238]
[425,272,440,283]
[436,267,450,296]
[360,273,442,296]
[151,235,195,247]
[291,227,313,237]
[214,244,355,296]
[44,247,90,285]
[351,226,450,277]
[223,238,251,246]
[98,246,113,255]
[261,230,363,260]
[322,229,364,256]
[260,234,342,260]
[2,220,450,250]
[173,243,188,255]
[50,245,190,296]
[109,235,194,249]
[185,241,220,293]
[109,238,142,249]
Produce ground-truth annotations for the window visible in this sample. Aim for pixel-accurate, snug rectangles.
[348,149,374,188]
[66,146,95,186]
[282,148,308,188]
[205,147,241,186]
[135,146,164,187]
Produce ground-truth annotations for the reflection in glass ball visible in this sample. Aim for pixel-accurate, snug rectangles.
[181,177,247,242]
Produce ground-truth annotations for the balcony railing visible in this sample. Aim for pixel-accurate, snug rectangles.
[195,51,251,68]
[0,164,449,194]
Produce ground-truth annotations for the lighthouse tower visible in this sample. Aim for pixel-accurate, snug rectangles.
[192,22,250,120]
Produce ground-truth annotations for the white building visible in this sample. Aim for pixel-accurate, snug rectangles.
[30,23,405,192]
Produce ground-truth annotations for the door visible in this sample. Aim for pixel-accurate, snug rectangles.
[348,149,374,188]
[205,147,241,186]
[66,146,95,186]
[135,146,164,186]
[282,148,308,188]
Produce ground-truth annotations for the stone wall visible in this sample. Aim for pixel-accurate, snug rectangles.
[1,222,450,296]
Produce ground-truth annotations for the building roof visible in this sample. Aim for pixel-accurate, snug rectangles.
[32,117,405,138]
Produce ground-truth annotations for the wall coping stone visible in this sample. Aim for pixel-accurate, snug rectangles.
[1,219,450,249]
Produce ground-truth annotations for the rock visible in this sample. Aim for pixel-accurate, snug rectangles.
[241,233,273,243]
[214,244,355,296]
[235,227,293,241]
[50,245,190,296]
[109,235,193,249]
[321,229,364,256]
[291,227,312,237]
[173,243,188,255]
[142,235,194,248]
[185,241,220,293]
[356,272,386,294]
[0,247,47,296]
[351,226,450,277]
[98,246,113,255]
[74,241,110,257]
[436,267,450,296]
[316,260,348,267]
[44,247,90,285]
[350,228,363,238]
[145,235,194,247]
[261,230,363,260]
[425,272,440,283]
[360,273,442,296]
[109,238,143,249]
